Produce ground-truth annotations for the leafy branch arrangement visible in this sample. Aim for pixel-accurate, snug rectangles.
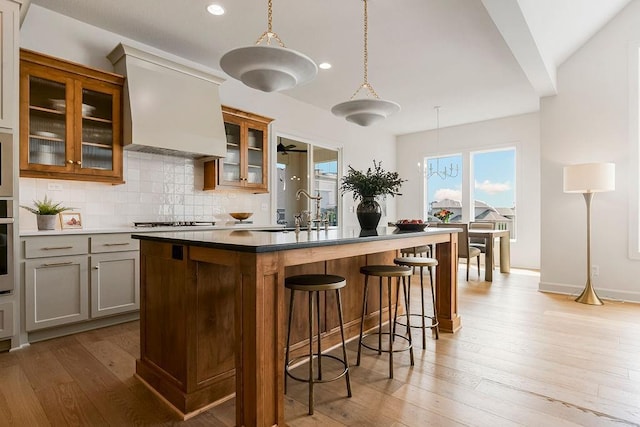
[340,160,406,200]
[20,195,73,215]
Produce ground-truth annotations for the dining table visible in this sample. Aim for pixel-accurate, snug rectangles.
[468,228,511,281]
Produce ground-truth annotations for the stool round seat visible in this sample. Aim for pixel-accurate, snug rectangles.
[394,256,438,268]
[359,265,412,277]
[285,274,346,291]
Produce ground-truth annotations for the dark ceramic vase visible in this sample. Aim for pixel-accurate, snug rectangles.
[356,197,382,230]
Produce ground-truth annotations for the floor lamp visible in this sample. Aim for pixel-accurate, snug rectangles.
[563,162,615,305]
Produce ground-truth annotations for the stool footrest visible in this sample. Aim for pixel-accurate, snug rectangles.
[394,313,439,329]
[360,331,412,354]
[285,353,349,384]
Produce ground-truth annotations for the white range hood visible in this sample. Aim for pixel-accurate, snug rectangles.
[108,43,227,159]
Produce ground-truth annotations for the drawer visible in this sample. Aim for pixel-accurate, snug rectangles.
[24,235,89,259]
[91,234,139,253]
[0,301,14,339]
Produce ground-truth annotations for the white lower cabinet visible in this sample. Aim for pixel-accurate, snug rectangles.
[90,251,139,318]
[0,301,14,339]
[22,233,140,332]
[25,255,89,330]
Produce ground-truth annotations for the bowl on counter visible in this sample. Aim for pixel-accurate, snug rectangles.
[394,222,428,231]
[229,212,253,222]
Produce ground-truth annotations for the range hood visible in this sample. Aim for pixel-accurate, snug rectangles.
[107,44,227,159]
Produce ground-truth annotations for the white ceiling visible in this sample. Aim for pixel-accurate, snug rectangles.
[28,0,633,135]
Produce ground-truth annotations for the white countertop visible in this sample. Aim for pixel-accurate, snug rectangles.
[19,222,285,237]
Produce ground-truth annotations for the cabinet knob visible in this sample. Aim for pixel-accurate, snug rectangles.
[67,159,74,164]
[76,160,82,165]
[93,266,99,270]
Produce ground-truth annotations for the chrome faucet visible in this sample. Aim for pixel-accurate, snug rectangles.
[296,189,323,230]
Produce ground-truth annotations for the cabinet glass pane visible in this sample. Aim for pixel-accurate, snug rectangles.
[28,77,67,166]
[81,89,114,171]
[247,128,263,184]
[223,122,241,182]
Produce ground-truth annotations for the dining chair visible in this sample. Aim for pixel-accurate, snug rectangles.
[435,222,481,280]
[469,221,495,270]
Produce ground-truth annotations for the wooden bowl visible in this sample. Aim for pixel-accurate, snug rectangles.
[229,212,253,221]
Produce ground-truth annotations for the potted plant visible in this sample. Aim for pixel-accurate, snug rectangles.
[340,160,406,230]
[21,195,74,230]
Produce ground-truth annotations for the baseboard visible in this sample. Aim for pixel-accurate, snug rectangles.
[539,281,640,303]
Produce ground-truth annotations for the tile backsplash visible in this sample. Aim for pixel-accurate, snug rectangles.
[19,151,271,231]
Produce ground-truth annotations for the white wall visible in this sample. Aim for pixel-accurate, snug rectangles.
[540,1,640,302]
[396,113,541,269]
[19,5,396,230]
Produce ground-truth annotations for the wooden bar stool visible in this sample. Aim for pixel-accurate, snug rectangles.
[356,265,414,379]
[393,256,439,347]
[284,274,352,415]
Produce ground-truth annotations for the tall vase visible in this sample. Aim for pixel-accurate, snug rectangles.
[356,197,382,230]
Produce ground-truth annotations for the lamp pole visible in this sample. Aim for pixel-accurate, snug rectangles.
[575,192,603,305]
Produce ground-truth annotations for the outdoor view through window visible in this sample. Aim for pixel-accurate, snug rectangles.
[425,148,516,238]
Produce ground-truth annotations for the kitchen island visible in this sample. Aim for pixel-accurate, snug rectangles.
[132,226,460,426]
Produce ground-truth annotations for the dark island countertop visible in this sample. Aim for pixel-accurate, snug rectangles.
[132,226,462,253]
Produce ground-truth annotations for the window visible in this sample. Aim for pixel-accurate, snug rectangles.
[472,148,516,238]
[424,154,463,221]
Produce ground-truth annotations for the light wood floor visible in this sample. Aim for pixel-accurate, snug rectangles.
[2,267,640,426]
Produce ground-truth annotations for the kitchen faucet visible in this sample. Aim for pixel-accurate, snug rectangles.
[296,189,326,230]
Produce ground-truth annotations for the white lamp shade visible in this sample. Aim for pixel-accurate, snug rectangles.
[331,98,401,126]
[563,162,615,193]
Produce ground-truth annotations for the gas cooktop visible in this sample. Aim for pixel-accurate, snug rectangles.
[133,221,216,228]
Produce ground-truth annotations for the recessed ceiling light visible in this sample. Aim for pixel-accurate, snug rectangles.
[319,62,332,70]
[207,4,225,15]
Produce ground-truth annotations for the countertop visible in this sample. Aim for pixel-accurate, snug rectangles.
[19,222,282,237]
[132,226,462,253]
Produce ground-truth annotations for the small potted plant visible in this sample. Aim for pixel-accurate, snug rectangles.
[21,195,74,230]
[434,208,454,223]
[340,160,406,230]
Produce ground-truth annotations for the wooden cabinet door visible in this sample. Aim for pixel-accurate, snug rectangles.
[90,251,140,318]
[24,255,89,331]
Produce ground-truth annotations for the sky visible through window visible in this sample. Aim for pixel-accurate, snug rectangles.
[426,148,515,213]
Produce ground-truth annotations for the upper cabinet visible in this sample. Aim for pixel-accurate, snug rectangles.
[204,106,273,193]
[0,0,19,131]
[19,49,125,184]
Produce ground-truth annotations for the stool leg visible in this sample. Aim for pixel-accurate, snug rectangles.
[316,290,322,381]
[357,274,370,366]
[336,289,352,397]
[387,277,394,378]
[420,266,426,349]
[378,276,383,356]
[308,291,314,415]
[430,266,439,339]
[402,276,414,367]
[285,289,295,394]
[392,277,401,339]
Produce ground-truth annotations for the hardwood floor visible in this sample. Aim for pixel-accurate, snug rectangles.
[2,267,640,426]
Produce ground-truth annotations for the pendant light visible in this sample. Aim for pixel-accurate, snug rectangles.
[220,0,318,92]
[427,106,459,180]
[331,0,400,126]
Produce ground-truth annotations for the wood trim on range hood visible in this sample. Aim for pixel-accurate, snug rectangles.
[107,43,227,160]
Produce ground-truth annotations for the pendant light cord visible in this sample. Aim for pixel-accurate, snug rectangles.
[350,0,380,99]
[256,0,286,47]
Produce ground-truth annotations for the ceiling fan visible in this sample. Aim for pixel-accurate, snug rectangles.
[277,142,307,154]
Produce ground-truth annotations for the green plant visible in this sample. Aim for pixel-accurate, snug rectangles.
[340,160,406,200]
[20,195,73,215]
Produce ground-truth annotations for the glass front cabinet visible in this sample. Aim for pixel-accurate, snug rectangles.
[20,49,124,184]
[204,106,272,192]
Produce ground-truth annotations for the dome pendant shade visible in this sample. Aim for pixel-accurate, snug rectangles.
[220,45,317,93]
[331,98,401,126]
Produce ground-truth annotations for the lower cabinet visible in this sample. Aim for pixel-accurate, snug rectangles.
[90,251,139,318]
[25,255,89,330]
[0,301,14,339]
[22,233,139,332]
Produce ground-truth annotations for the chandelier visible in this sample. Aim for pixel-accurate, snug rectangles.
[427,107,458,180]
[219,0,318,92]
[331,0,400,126]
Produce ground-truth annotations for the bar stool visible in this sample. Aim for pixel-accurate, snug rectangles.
[393,256,439,347]
[284,274,352,415]
[356,265,414,379]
